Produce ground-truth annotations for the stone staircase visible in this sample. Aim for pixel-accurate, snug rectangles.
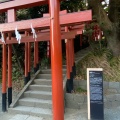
[9,67,66,118]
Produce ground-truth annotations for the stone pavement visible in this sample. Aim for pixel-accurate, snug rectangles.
[1,107,120,120]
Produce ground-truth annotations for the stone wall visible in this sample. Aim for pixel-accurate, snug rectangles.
[65,80,120,109]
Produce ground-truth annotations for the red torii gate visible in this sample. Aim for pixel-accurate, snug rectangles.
[0,0,92,120]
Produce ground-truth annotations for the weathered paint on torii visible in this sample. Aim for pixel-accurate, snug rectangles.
[0,0,92,120]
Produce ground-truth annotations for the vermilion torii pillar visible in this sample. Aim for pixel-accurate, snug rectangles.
[28,42,31,81]
[69,39,74,90]
[24,43,28,85]
[2,34,7,112]
[49,0,64,120]
[34,42,38,73]
[72,39,76,77]
[36,42,39,71]
[7,9,16,107]
[65,27,72,92]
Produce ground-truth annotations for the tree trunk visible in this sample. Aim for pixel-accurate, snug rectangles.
[107,33,120,56]
[88,0,120,56]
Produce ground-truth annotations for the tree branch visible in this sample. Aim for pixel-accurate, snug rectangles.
[88,0,112,32]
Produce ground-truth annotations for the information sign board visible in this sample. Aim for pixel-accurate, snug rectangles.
[87,68,104,120]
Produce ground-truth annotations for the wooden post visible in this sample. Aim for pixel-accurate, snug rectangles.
[2,41,7,112]
[72,39,76,76]
[28,42,31,81]
[34,42,37,73]
[24,43,28,85]
[69,39,73,91]
[7,9,16,107]
[49,0,64,119]
[36,42,39,71]
[65,27,71,93]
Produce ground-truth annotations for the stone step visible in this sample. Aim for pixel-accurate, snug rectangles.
[29,84,52,91]
[24,90,52,100]
[41,69,67,74]
[62,65,67,69]
[36,74,66,79]
[36,74,52,79]
[33,79,51,85]
[9,106,52,118]
[18,97,52,109]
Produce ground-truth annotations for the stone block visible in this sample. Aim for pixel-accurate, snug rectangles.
[80,85,87,90]
[106,89,118,94]
[115,94,120,101]
[84,96,87,102]
[104,101,112,109]
[73,80,79,87]
[112,101,120,108]
[73,94,85,103]
[65,100,80,109]
[104,97,107,103]
[106,94,116,102]
[103,81,109,89]
[117,89,120,94]
[65,93,74,101]
[79,80,87,86]
[103,88,107,95]
[109,82,119,89]
[78,103,87,110]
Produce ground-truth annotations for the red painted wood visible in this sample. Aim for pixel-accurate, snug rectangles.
[77,30,82,34]
[7,9,16,88]
[70,24,85,29]
[0,0,47,12]
[7,9,16,22]
[72,39,74,66]
[0,0,65,12]
[2,44,7,93]
[43,10,67,17]
[41,24,84,32]
[69,39,72,73]
[49,0,64,119]
[25,43,28,77]
[34,42,37,69]
[0,10,92,32]
[28,42,31,72]
[36,42,39,66]
[65,27,70,79]
[72,29,83,34]
[0,31,76,44]
[8,43,12,87]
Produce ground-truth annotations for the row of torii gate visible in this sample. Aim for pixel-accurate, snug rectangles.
[0,0,92,120]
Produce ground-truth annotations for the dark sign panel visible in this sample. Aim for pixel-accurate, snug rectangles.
[87,68,104,120]
[0,0,14,3]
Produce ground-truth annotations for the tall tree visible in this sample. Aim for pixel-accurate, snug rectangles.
[61,0,120,56]
[88,0,120,56]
